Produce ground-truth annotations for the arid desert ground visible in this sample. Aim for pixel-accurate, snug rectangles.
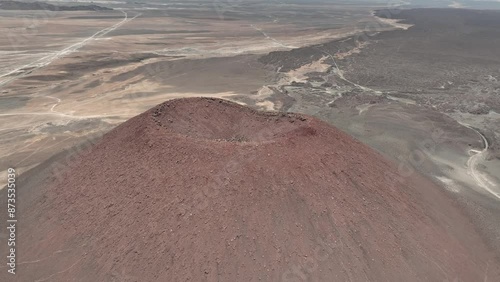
[0,1,399,181]
[0,0,500,280]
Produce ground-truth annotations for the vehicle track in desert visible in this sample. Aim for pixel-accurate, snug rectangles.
[0,9,140,87]
[461,122,500,200]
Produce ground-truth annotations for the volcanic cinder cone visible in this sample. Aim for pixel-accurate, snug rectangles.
[5,98,499,281]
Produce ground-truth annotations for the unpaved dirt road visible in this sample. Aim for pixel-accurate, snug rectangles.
[461,122,500,200]
[0,10,140,87]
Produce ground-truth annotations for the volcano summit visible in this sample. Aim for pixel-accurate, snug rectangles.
[3,98,499,281]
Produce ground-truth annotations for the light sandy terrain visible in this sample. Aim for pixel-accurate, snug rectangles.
[372,11,414,30]
[0,4,499,280]
[1,3,498,208]
[0,3,390,187]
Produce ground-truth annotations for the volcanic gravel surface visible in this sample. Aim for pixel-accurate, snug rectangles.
[5,98,499,281]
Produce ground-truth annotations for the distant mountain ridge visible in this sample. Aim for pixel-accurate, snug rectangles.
[0,1,113,11]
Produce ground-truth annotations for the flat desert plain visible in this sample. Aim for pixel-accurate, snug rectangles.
[0,1,397,182]
[0,0,499,273]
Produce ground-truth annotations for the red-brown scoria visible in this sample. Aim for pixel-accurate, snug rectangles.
[3,98,499,281]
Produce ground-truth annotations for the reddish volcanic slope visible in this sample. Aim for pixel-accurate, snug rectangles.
[6,98,500,281]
